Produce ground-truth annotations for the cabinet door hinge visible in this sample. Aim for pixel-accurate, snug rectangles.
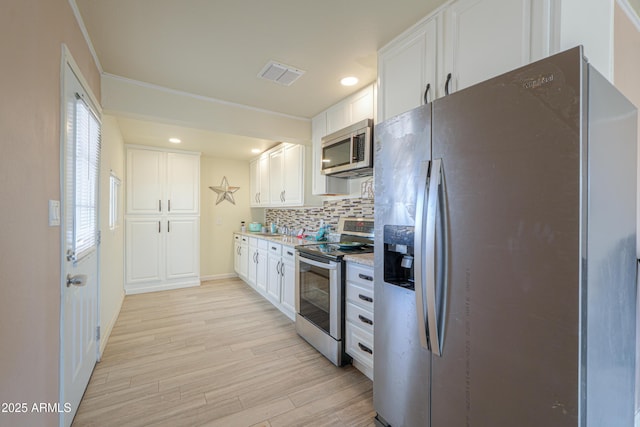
[96,326,101,341]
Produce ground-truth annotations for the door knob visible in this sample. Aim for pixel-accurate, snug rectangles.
[66,274,87,288]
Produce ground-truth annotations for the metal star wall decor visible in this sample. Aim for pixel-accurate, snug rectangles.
[209,176,240,205]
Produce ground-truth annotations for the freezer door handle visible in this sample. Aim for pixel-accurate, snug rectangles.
[414,161,430,350]
[425,158,444,356]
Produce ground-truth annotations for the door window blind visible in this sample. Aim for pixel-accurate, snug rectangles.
[73,94,101,261]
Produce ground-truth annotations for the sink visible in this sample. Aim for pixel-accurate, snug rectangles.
[250,232,282,237]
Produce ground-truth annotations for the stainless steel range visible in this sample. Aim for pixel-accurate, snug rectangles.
[295,217,374,366]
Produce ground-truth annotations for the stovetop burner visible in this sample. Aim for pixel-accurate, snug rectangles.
[298,242,374,259]
[296,217,374,261]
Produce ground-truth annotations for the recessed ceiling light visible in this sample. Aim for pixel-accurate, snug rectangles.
[169,138,181,144]
[340,76,358,86]
[251,148,261,154]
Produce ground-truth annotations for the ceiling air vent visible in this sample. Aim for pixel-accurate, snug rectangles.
[258,61,305,86]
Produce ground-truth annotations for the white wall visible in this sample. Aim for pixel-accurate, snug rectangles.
[0,1,101,426]
[99,115,125,355]
[200,157,253,279]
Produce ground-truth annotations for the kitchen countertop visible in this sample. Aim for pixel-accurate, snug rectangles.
[237,232,375,265]
[236,231,319,248]
[343,252,375,267]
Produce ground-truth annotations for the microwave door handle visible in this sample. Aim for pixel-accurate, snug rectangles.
[414,161,430,350]
[350,134,356,161]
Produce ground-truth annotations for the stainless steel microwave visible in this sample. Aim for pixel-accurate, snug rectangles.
[321,118,373,178]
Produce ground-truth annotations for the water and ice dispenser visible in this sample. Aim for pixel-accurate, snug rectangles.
[383,225,415,289]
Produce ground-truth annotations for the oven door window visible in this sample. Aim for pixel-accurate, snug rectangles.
[299,260,331,334]
[322,137,351,171]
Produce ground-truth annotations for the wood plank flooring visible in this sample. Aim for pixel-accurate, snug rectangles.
[73,278,375,427]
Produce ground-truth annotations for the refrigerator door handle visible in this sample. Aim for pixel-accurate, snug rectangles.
[414,161,430,350]
[425,158,443,356]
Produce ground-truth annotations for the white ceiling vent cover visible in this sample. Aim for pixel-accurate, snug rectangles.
[258,61,305,86]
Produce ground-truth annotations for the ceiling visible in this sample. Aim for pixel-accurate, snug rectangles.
[74,0,447,158]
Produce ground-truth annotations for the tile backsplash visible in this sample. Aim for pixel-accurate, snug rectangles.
[265,197,374,233]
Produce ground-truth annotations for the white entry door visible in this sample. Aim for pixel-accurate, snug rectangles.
[60,54,101,427]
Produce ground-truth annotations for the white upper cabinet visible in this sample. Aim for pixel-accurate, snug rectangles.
[269,149,284,206]
[442,0,544,95]
[311,84,374,195]
[249,154,270,207]
[378,17,438,121]
[250,142,306,207]
[378,0,553,121]
[166,152,200,214]
[281,143,304,206]
[325,84,375,135]
[126,149,164,214]
[127,148,200,215]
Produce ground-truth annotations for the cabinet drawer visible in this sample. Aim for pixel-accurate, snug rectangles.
[346,323,373,368]
[268,242,282,255]
[346,301,374,333]
[234,234,242,242]
[282,247,296,261]
[346,281,374,311]
[346,263,374,289]
[257,239,269,250]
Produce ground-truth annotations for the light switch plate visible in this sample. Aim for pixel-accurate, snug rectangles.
[49,200,60,226]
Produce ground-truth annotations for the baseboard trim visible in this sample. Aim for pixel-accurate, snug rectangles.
[200,273,238,282]
[125,280,201,295]
[99,291,124,358]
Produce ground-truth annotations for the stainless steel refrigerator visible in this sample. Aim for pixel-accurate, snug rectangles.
[373,46,637,427]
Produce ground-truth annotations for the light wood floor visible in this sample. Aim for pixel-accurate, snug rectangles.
[73,278,375,427]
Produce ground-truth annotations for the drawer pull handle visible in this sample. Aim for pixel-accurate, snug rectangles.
[358,314,373,325]
[358,273,373,281]
[358,342,373,355]
[358,294,373,303]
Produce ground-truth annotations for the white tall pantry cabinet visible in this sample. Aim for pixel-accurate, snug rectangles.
[125,147,201,294]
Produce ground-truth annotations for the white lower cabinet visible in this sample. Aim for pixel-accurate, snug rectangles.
[246,237,269,293]
[265,242,296,321]
[256,241,268,293]
[233,234,249,281]
[239,236,297,321]
[165,218,200,280]
[279,247,296,319]
[125,217,200,294]
[345,262,375,380]
[247,238,258,286]
[266,242,282,303]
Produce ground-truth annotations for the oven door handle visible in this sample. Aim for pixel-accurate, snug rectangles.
[297,254,338,270]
